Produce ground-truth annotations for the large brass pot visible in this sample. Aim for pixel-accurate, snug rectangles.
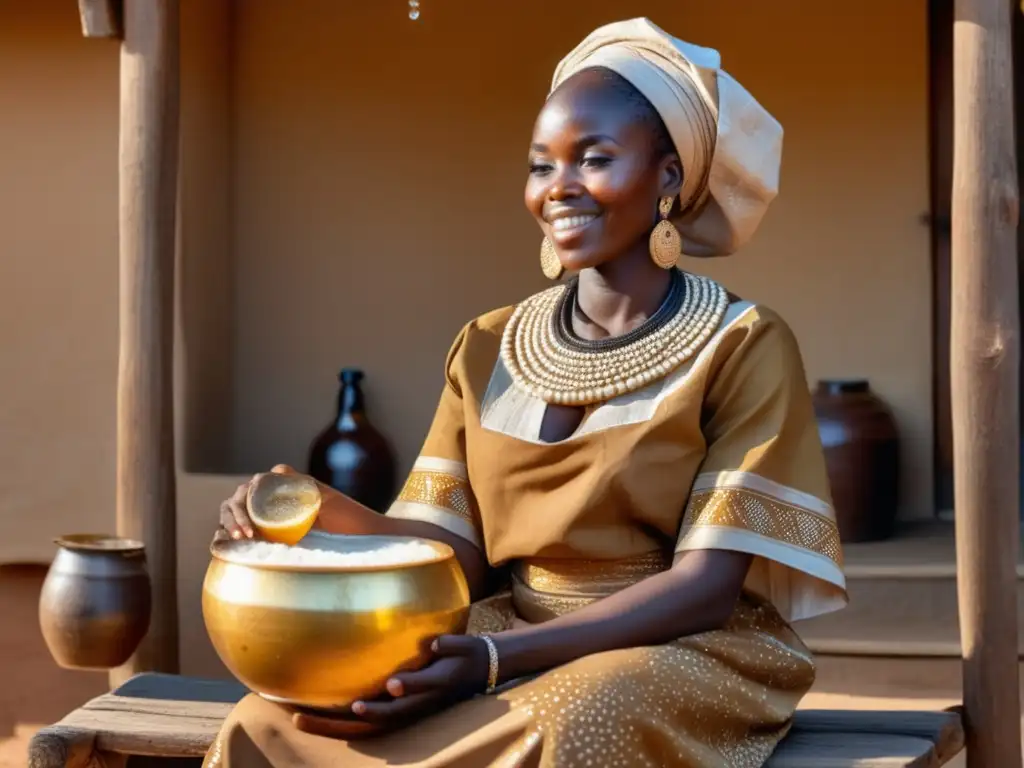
[39,534,152,670]
[202,531,470,710]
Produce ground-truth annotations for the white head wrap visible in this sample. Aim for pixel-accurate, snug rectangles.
[551,18,783,257]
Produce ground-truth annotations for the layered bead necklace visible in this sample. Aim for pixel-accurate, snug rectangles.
[500,269,729,406]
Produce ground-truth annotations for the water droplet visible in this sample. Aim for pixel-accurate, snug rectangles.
[409,7,420,19]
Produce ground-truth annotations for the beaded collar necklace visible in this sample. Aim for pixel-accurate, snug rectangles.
[500,269,729,406]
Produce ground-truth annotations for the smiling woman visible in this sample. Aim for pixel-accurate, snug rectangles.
[526,68,680,278]
[206,17,847,768]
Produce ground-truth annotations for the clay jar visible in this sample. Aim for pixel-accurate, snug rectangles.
[812,380,901,543]
[39,534,151,670]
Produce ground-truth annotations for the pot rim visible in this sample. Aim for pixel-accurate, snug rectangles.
[55,533,145,553]
[209,531,458,574]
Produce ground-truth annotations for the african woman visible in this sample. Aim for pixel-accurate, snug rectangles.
[205,18,847,768]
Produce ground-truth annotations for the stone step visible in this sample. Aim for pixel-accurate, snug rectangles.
[796,522,1024,657]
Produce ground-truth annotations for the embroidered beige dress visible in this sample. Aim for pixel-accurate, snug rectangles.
[204,297,848,768]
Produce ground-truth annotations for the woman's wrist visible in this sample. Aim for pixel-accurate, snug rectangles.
[315,493,388,536]
[486,626,570,685]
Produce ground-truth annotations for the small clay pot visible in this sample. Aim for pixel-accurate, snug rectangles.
[813,380,901,543]
[39,534,151,670]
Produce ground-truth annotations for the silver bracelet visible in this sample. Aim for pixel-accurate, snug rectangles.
[480,635,500,694]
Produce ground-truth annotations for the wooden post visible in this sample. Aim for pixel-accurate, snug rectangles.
[951,0,1021,765]
[111,0,181,684]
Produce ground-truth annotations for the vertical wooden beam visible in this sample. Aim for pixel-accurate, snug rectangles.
[111,0,181,684]
[951,0,1021,765]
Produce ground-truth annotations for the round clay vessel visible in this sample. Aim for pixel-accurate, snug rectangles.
[813,380,901,543]
[39,534,152,670]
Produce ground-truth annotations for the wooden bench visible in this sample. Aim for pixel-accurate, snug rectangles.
[27,673,966,768]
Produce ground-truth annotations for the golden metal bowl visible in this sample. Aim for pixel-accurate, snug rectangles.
[202,530,470,710]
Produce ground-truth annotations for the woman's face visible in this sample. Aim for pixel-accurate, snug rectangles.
[525,71,681,273]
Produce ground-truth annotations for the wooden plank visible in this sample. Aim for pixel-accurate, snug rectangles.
[112,673,247,704]
[770,709,965,767]
[77,0,121,39]
[793,709,964,758]
[64,696,230,758]
[767,732,939,768]
[951,0,1022,765]
[30,676,242,760]
[31,674,967,766]
[112,0,182,685]
[52,697,965,767]
[82,696,237,720]
[117,675,964,756]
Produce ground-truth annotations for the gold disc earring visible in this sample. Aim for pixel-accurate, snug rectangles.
[540,237,564,280]
[649,196,682,269]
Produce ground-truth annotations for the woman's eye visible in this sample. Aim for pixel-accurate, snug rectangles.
[529,161,553,175]
[581,156,612,169]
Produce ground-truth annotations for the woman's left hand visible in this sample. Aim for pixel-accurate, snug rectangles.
[292,635,491,739]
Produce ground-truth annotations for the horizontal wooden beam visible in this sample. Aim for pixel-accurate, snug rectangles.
[77,0,121,39]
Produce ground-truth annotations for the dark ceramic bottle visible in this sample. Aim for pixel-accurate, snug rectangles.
[308,369,396,513]
[812,379,901,542]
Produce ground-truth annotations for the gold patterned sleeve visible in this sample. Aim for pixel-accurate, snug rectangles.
[385,326,483,550]
[676,307,848,622]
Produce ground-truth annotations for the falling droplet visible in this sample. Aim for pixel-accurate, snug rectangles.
[408,0,420,20]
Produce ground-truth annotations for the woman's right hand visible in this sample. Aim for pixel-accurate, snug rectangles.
[218,464,303,540]
[217,465,490,599]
